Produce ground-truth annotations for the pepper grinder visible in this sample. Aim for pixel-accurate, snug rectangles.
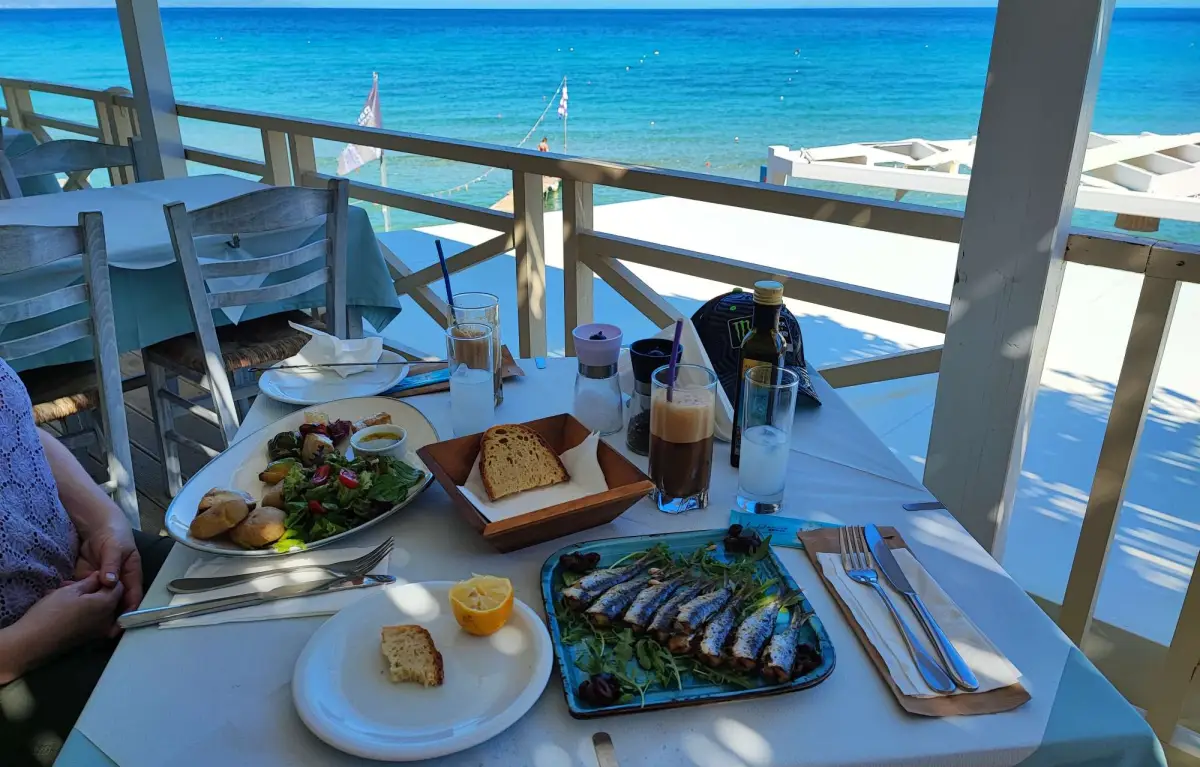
[625,338,681,455]
[572,323,624,435]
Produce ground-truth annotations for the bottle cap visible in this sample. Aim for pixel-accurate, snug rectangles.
[753,280,784,306]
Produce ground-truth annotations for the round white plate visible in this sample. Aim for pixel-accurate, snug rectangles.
[165,396,438,557]
[258,350,410,406]
[293,582,552,762]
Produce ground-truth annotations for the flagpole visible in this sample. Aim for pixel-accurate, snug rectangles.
[380,150,390,232]
[562,76,568,152]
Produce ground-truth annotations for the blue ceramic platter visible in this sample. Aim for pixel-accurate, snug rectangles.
[540,529,836,718]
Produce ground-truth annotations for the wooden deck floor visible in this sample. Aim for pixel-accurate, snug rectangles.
[65,356,224,536]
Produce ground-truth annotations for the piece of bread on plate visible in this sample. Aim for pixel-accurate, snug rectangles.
[479,424,569,502]
[381,625,444,687]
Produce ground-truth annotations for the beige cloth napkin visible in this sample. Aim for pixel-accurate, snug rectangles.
[286,322,383,378]
[618,319,734,442]
[458,432,609,523]
[817,550,1021,697]
[161,545,392,629]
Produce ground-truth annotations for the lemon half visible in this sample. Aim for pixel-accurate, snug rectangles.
[449,575,514,636]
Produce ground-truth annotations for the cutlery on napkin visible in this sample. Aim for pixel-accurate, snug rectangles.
[285,322,383,378]
[816,547,1020,697]
[158,544,393,629]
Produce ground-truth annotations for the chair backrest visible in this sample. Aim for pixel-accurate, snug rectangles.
[0,150,18,200]
[3,138,141,195]
[164,177,349,439]
[0,214,138,523]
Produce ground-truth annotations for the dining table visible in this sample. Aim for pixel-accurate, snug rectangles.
[1,126,62,197]
[0,173,401,372]
[58,357,1164,767]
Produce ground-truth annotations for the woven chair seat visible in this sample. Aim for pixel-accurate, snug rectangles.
[19,362,101,425]
[145,310,324,375]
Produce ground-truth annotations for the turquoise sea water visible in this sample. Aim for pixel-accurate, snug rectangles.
[2,7,1199,238]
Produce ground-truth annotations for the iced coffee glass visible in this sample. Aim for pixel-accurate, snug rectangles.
[649,364,717,513]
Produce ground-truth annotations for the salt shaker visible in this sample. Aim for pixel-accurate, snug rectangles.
[572,323,624,436]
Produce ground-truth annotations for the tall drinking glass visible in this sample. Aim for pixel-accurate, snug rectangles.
[736,365,799,514]
[446,322,495,437]
[649,364,717,513]
[450,292,503,406]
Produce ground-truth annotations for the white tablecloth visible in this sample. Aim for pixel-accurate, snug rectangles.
[70,358,1161,767]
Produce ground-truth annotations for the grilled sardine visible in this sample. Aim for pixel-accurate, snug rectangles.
[648,581,707,642]
[623,578,683,632]
[585,574,653,626]
[673,584,733,635]
[730,596,784,671]
[761,608,813,683]
[697,601,741,667]
[562,554,653,610]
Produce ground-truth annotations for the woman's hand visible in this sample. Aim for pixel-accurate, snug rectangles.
[0,574,125,682]
[76,524,143,621]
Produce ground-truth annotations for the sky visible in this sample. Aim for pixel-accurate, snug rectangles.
[1,0,1197,8]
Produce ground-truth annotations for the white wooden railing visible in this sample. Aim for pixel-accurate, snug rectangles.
[5,76,1200,750]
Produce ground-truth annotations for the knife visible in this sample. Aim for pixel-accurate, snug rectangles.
[117,573,395,630]
[864,525,979,691]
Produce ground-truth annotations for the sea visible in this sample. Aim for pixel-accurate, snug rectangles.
[2,6,1199,239]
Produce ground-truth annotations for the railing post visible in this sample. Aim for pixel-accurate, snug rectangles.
[513,171,548,358]
[104,87,138,185]
[563,180,594,356]
[1,85,32,130]
[1058,275,1179,644]
[289,134,318,188]
[261,129,292,187]
[924,0,1115,555]
[1148,548,1200,743]
[115,0,186,179]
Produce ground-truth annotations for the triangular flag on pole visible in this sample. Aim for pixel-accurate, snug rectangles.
[338,73,382,176]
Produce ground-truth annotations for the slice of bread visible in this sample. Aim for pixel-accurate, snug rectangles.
[380,625,444,687]
[479,424,569,501]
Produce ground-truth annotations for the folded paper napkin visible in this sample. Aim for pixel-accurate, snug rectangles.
[161,544,392,629]
[458,432,608,524]
[287,322,383,378]
[618,319,734,442]
[817,549,1021,697]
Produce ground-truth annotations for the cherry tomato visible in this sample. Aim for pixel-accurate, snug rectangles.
[308,500,326,515]
[311,465,332,486]
[338,469,359,489]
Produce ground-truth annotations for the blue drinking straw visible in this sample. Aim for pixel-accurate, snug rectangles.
[435,239,454,312]
[666,319,683,402]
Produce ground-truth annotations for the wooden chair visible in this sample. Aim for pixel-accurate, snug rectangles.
[0,138,142,199]
[0,214,139,525]
[144,177,349,496]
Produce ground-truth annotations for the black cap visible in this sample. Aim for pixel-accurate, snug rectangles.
[629,338,682,383]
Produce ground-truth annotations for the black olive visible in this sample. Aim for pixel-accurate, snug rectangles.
[727,524,743,537]
[743,530,763,552]
[794,644,822,676]
[724,535,750,554]
[560,552,600,574]
[588,331,607,340]
[579,672,620,706]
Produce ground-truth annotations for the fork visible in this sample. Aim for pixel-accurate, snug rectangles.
[840,526,955,694]
[167,538,394,594]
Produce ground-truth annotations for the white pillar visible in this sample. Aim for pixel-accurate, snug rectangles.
[765,146,791,185]
[116,0,186,179]
[923,0,1115,557]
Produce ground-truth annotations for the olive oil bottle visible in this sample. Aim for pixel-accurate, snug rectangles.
[730,280,786,468]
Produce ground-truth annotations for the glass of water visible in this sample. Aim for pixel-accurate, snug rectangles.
[450,292,503,406]
[736,365,799,514]
[446,323,495,437]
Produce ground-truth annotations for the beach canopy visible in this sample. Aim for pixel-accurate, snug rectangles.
[767,132,1200,231]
